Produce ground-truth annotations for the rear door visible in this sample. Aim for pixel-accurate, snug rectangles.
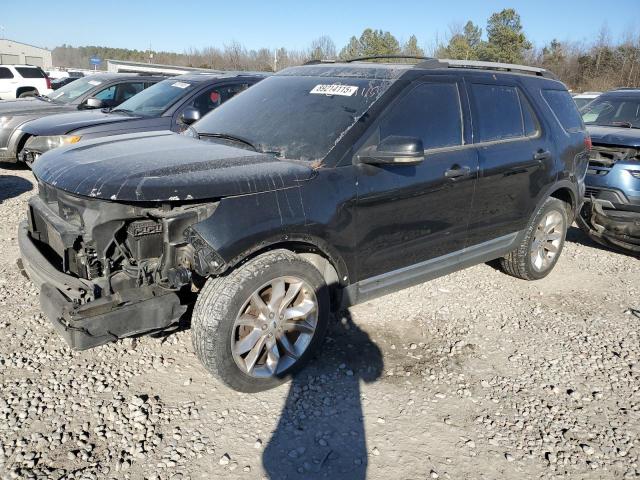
[354,76,478,281]
[465,79,552,246]
[0,67,14,98]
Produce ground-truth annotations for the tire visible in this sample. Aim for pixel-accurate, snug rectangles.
[192,249,330,392]
[18,90,37,98]
[498,197,568,280]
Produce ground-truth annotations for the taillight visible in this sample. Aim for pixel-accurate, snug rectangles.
[584,136,592,150]
[46,77,51,89]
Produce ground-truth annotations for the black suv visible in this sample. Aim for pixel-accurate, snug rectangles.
[18,72,266,165]
[18,58,589,392]
[0,73,164,163]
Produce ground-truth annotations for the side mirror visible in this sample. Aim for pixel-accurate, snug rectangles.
[180,107,201,125]
[83,97,104,109]
[358,135,425,165]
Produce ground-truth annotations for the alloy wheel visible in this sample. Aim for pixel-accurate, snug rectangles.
[231,276,318,378]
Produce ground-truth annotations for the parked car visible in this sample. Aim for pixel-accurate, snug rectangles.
[577,88,640,254]
[18,72,266,165]
[572,91,602,109]
[18,58,589,392]
[0,64,52,99]
[51,72,84,90]
[0,73,164,163]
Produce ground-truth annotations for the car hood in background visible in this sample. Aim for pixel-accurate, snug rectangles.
[21,110,141,136]
[587,125,640,148]
[0,97,75,116]
[32,131,315,202]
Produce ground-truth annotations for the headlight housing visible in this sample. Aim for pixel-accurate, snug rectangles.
[24,134,82,154]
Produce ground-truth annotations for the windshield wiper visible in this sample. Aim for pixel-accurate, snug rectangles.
[111,108,135,115]
[609,121,634,128]
[202,132,258,151]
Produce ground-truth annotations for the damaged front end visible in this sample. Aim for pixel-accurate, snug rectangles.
[18,181,218,349]
[578,143,640,254]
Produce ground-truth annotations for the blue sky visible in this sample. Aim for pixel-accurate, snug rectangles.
[3,0,639,53]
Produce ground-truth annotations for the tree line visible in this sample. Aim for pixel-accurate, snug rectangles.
[52,8,640,92]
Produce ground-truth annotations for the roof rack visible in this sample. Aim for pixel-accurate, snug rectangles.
[440,59,557,79]
[303,59,337,65]
[302,55,558,79]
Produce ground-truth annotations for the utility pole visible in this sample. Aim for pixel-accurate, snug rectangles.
[273,50,277,72]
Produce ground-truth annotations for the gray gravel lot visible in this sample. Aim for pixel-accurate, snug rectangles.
[0,166,639,480]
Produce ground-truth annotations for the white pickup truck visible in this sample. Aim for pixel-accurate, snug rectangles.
[0,65,52,100]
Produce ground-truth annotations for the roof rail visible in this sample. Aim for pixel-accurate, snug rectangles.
[345,55,437,63]
[440,59,558,79]
[303,59,337,65]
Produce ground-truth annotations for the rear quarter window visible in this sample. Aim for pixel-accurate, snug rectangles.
[15,67,46,79]
[541,89,584,133]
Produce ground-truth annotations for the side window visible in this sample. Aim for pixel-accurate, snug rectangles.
[115,82,145,103]
[379,82,463,150]
[179,83,250,121]
[471,84,525,142]
[541,89,584,133]
[94,85,117,101]
[520,92,540,137]
[0,67,14,79]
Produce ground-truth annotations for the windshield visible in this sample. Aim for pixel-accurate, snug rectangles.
[193,75,394,161]
[46,76,105,104]
[581,96,640,128]
[573,97,594,109]
[112,79,197,116]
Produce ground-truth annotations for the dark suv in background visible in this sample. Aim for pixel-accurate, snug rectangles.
[578,88,640,254]
[0,73,163,163]
[19,58,589,392]
[18,72,266,165]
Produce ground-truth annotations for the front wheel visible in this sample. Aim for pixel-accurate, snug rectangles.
[191,250,330,392]
[498,197,568,280]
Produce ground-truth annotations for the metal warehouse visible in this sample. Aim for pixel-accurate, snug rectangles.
[0,39,52,70]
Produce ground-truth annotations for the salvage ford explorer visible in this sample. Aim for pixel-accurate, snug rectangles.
[19,58,589,392]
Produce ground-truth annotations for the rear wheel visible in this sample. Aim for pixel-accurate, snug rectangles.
[498,197,568,280]
[191,250,329,392]
[18,89,37,98]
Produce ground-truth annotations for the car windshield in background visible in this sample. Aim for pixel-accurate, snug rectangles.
[573,97,593,109]
[194,75,394,161]
[112,79,197,116]
[581,97,640,128]
[46,76,103,103]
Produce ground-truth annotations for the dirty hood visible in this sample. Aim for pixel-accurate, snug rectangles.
[588,125,640,148]
[0,97,74,116]
[21,110,138,136]
[32,131,314,202]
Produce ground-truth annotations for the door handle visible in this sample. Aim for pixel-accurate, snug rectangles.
[533,150,551,161]
[445,165,471,179]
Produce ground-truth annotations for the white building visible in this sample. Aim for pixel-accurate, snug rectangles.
[0,39,52,70]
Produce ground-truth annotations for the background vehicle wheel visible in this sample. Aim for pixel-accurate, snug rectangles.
[192,249,330,392]
[18,90,37,98]
[498,197,568,280]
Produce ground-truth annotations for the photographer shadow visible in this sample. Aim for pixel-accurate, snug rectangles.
[263,311,383,479]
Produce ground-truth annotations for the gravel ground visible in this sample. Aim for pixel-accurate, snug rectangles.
[1,165,639,480]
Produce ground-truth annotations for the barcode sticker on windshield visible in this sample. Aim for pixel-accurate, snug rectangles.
[88,80,102,86]
[171,82,191,89]
[310,84,358,96]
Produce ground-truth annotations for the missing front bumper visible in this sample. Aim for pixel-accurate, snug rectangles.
[18,220,187,350]
[578,201,640,254]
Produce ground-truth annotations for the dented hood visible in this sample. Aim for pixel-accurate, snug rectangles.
[32,131,314,202]
[587,125,640,148]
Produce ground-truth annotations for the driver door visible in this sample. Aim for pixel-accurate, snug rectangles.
[353,77,478,284]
